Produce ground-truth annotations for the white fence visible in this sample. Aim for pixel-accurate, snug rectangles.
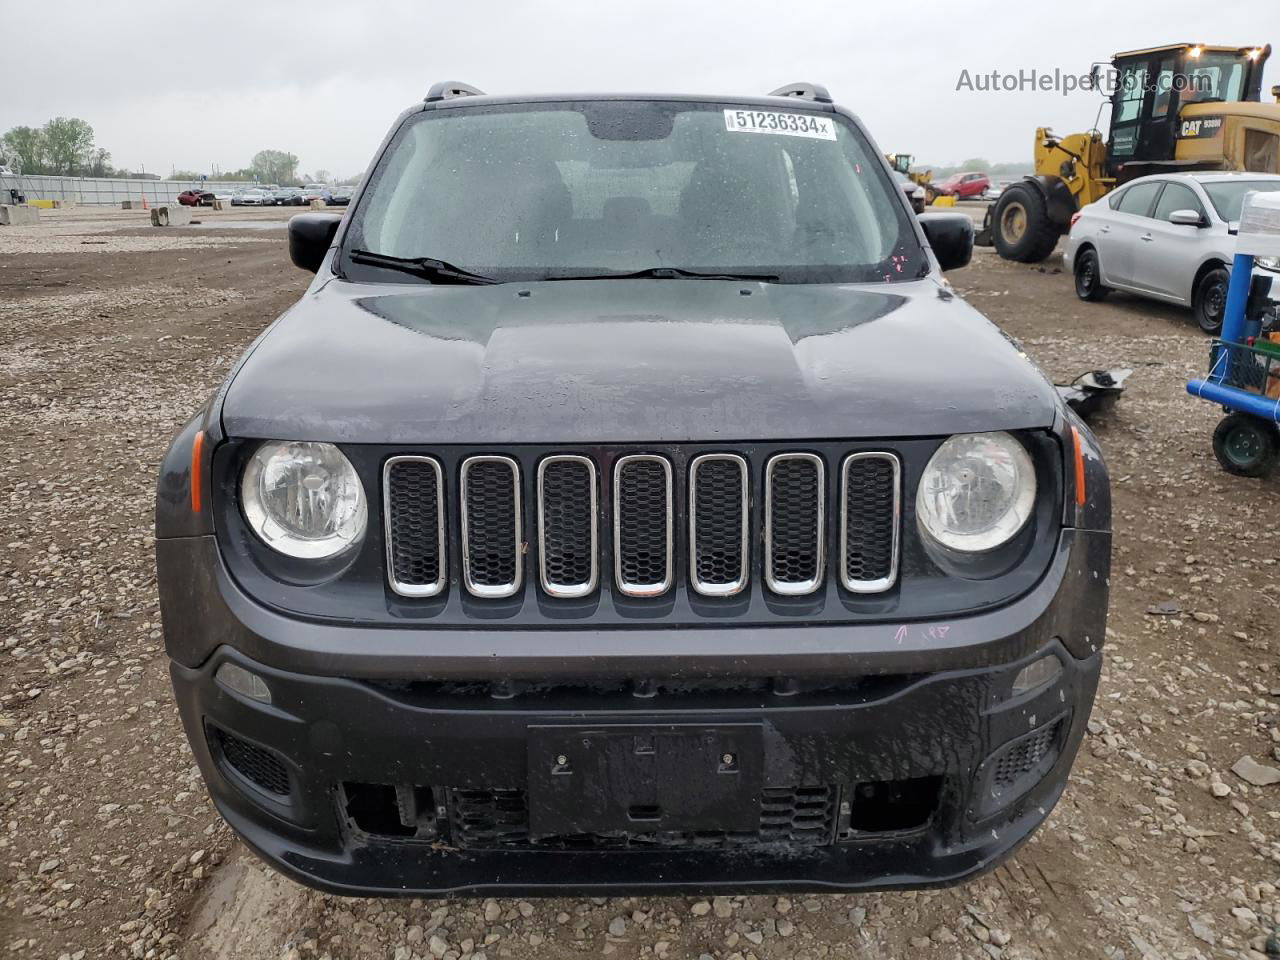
[0,174,264,206]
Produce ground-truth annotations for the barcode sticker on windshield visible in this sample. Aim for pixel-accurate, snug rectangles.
[723,109,836,140]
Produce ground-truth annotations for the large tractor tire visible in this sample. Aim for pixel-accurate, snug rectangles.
[991,183,1063,263]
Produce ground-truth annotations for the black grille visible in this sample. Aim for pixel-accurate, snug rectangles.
[841,454,899,590]
[447,785,836,850]
[538,457,596,595]
[993,719,1063,788]
[614,456,672,595]
[449,787,530,847]
[384,457,444,595]
[690,455,747,594]
[765,455,823,593]
[214,728,290,797]
[461,457,521,596]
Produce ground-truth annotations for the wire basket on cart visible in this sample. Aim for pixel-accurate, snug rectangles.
[1207,339,1280,398]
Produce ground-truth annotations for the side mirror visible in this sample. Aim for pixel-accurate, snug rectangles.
[918,212,974,271]
[288,213,342,272]
[1168,209,1206,228]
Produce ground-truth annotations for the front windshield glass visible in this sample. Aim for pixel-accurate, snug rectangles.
[1202,180,1280,221]
[344,100,926,284]
[1185,53,1246,102]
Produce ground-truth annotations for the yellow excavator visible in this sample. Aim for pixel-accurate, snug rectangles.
[886,153,935,198]
[982,42,1280,262]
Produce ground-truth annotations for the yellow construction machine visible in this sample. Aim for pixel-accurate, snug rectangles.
[984,43,1280,262]
[886,153,935,197]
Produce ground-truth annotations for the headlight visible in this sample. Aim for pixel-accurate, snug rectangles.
[916,432,1036,552]
[1257,256,1280,273]
[241,441,367,558]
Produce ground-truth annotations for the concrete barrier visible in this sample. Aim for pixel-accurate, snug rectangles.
[309,199,326,210]
[121,200,147,210]
[0,204,40,225]
[150,205,193,227]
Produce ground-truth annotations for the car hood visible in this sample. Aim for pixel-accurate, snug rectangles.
[221,276,1060,444]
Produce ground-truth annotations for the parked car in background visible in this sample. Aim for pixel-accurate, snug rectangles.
[1064,172,1280,334]
[986,180,1011,202]
[934,171,991,200]
[271,187,304,206]
[177,189,216,207]
[300,184,332,204]
[231,188,273,206]
[892,170,927,214]
[213,189,237,203]
[326,185,356,206]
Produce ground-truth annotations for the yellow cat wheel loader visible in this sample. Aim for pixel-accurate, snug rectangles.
[981,43,1280,262]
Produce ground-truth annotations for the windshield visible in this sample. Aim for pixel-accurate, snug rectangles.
[1202,180,1280,221]
[343,100,926,284]
[1184,52,1247,103]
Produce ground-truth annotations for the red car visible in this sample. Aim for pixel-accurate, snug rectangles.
[177,189,215,207]
[934,171,990,199]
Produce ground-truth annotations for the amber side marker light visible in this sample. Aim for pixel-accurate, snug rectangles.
[191,430,206,513]
[1070,426,1086,507]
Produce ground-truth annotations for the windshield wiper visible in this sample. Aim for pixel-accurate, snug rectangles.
[548,266,782,282]
[347,249,500,285]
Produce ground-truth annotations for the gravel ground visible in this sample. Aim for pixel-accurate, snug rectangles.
[1,207,1279,960]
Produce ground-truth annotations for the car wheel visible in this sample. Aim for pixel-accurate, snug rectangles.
[991,184,1062,263]
[1073,247,1109,302]
[1193,266,1229,335]
[1212,413,1279,477]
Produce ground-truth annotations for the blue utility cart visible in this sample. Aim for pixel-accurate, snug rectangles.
[1187,192,1280,476]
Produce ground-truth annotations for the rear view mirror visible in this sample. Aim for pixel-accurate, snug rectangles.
[918,212,974,271]
[288,213,342,272]
[1169,209,1206,227]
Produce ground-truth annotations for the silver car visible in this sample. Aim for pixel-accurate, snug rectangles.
[1064,172,1280,334]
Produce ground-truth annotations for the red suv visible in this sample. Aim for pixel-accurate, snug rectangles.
[177,189,215,207]
[935,171,990,199]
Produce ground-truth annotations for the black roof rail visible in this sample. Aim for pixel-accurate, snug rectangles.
[767,82,833,104]
[425,81,486,103]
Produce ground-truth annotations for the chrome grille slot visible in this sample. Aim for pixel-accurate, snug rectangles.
[764,453,824,595]
[460,456,522,598]
[840,453,900,593]
[383,456,446,597]
[613,455,673,597]
[689,454,749,597]
[537,455,598,597]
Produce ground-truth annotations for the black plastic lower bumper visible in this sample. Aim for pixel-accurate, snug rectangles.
[172,636,1100,897]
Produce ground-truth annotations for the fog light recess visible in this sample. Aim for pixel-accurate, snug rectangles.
[215,662,272,703]
[1011,655,1061,698]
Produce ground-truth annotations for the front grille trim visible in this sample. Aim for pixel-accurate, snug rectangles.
[459,455,523,599]
[383,455,447,598]
[536,454,599,599]
[839,452,901,594]
[763,452,826,596]
[613,454,674,597]
[688,453,750,598]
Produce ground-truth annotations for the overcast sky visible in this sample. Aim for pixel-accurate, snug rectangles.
[3,0,1275,178]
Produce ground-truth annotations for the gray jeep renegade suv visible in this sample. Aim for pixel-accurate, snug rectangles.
[156,81,1110,897]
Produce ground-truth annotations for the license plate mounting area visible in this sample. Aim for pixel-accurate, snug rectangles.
[526,723,764,837]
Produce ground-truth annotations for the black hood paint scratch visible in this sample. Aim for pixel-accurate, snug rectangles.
[221,277,1059,444]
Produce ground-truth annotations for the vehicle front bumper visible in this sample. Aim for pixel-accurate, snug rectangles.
[163,528,1107,897]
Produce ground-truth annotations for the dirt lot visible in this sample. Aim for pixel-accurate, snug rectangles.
[2,205,1279,960]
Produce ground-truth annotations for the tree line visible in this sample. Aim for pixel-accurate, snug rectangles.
[1,119,320,184]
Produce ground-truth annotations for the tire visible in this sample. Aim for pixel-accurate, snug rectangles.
[1073,247,1109,302]
[991,183,1063,263]
[1212,414,1279,477]
[1193,266,1229,335]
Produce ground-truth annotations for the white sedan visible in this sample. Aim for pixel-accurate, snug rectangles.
[1063,172,1280,334]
